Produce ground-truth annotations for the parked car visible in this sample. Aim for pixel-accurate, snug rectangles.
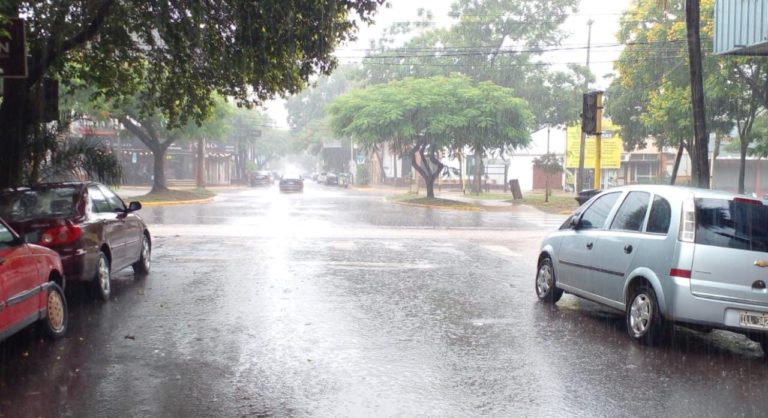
[0,216,67,341]
[0,182,151,301]
[535,185,768,351]
[316,172,328,184]
[279,173,304,193]
[249,171,272,187]
[325,173,339,186]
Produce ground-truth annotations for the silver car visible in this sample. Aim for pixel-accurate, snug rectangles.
[536,185,768,351]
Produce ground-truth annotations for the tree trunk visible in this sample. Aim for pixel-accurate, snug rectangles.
[0,78,29,188]
[739,141,748,194]
[196,137,206,189]
[409,144,443,199]
[500,154,509,192]
[458,152,465,194]
[424,173,436,198]
[472,152,483,195]
[151,148,168,193]
[670,140,685,185]
[686,0,710,188]
[710,134,720,189]
[373,146,386,182]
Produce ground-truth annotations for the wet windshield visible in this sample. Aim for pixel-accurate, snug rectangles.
[0,188,79,221]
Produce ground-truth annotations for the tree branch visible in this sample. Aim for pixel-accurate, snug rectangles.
[118,115,158,153]
[27,0,116,88]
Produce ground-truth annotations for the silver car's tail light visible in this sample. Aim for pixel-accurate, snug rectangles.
[679,198,695,243]
[669,268,691,279]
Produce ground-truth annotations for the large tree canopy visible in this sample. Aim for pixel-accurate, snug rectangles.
[0,0,385,187]
[360,0,583,128]
[328,75,533,198]
[607,0,764,191]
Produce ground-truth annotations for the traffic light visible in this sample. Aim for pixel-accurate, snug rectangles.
[581,91,602,135]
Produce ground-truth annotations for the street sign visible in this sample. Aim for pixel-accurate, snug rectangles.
[565,120,623,169]
[0,18,27,78]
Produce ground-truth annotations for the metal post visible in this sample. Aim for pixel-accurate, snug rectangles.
[593,92,603,189]
[577,19,594,193]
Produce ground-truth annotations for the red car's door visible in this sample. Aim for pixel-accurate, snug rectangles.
[0,230,41,332]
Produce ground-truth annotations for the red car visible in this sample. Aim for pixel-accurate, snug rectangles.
[0,217,67,341]
[0,182,151,301]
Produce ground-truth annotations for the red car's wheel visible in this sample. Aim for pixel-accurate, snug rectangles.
[42,282,68,339]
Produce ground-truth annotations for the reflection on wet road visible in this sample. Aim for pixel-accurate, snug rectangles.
[1,183,768,417]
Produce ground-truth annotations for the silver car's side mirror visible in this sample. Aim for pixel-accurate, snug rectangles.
[570,215,581,229]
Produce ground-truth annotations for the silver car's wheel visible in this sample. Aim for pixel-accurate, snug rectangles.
[94,252,111,301]
[133,234,151,275]
[626,283,669,346]
[629,294,651,336]
[535,257,563,304]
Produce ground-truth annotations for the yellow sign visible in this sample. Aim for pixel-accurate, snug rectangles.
[565,120,623,169]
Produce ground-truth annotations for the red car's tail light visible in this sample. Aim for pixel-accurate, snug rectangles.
[40,224,82,247]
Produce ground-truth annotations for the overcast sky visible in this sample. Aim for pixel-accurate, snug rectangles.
[265,0,633,128]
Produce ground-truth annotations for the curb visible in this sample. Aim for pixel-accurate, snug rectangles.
[140,197,216,207]
[388,197,483,212]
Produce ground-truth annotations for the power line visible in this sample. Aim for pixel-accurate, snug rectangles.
[341,39,704,61]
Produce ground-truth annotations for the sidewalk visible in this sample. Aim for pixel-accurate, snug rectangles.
[116,185,247,197]
[352,184,524,210]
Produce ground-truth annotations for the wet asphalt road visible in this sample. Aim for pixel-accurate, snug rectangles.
[2,183,768,417]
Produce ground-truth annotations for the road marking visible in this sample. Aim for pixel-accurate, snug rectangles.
[482,245,521,258]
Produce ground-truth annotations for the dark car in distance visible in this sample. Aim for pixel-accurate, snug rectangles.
[249,170,272,186]
[0,217,68,341]
[0,182,151,301]
[325,173,339,186]
[279,173,304,193]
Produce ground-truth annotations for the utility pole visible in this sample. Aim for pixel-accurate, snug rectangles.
[577,19,594,193]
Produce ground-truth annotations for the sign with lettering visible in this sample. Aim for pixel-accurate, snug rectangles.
[0,18,27,78]
[565,120,623,169]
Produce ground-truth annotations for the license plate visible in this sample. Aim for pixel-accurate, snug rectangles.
[739,311,768,329]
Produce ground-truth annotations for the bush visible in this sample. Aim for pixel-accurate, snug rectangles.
[356,164,370,185]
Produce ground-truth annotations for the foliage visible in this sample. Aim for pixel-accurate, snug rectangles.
[533,153,564,175]
[42,137,123,186]
[0,0,387,187]
[285,66,361,134]
[328,75,533,197]
[359,0,582,128]
[356,163,371,185]
[608,0,768,190]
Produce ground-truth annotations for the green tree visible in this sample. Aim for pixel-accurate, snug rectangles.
[607,0,739,186]
[0,0,385,188]
[533,153,564,202]
[223,107,273,181]
[360,0,581,128]
[329,75,533,198]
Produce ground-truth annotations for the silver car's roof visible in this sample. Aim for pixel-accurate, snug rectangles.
[599,185,758,202]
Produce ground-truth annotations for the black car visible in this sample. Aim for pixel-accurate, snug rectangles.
[325,173,339,186]
[279,173,304,193]
[249,171,272,186]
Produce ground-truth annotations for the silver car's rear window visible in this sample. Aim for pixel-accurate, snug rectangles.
[695,198,768,252]
[0,187,79,221]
